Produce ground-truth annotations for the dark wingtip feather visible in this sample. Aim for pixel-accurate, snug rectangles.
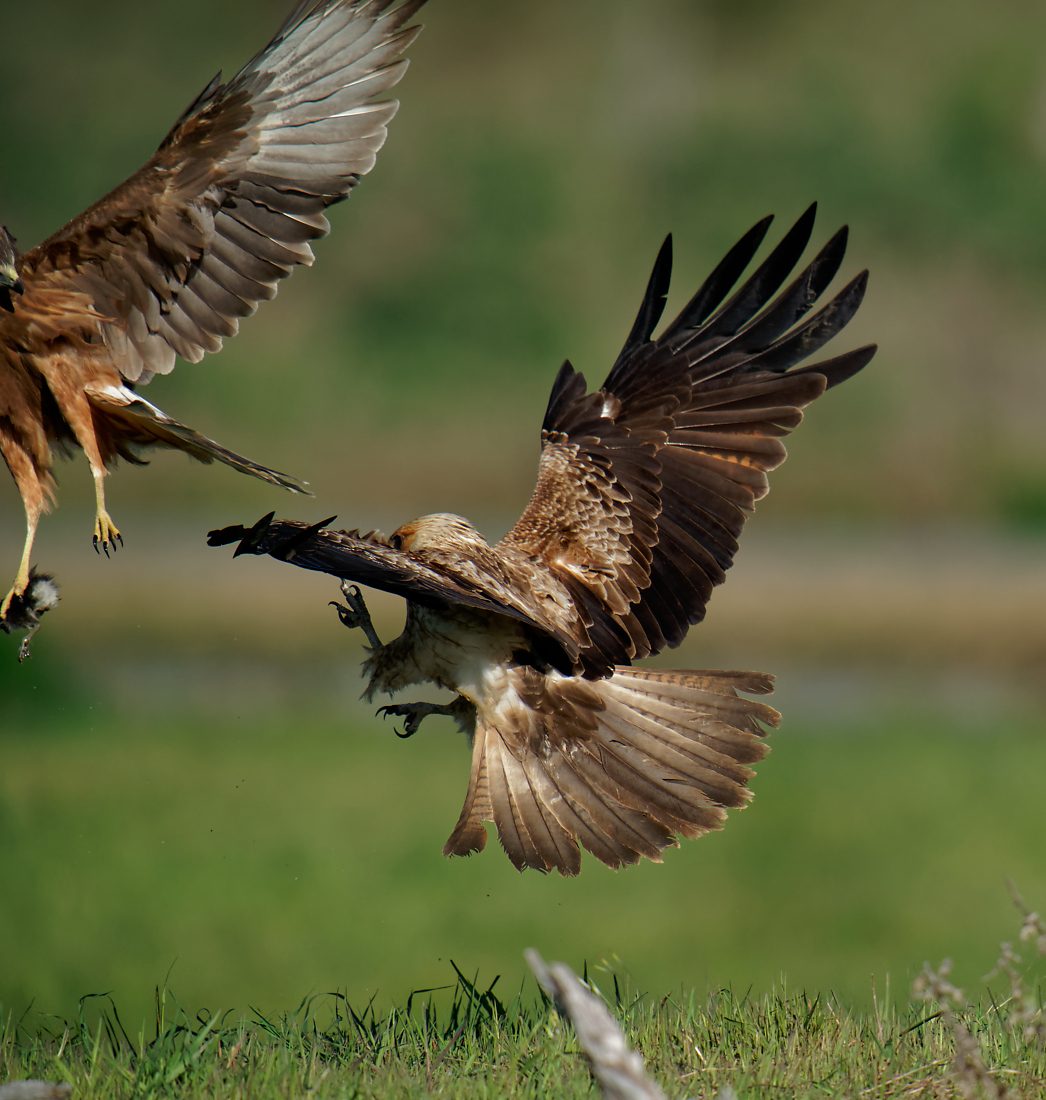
[207,522,251,548]
[653,211,777,348]
[621,234,673,354]
[542,360,588,432]
[779,201,817,251]
[272,516,338,561]
[229,511,277,557]
[820,343,877,389]
[847,267,869,303]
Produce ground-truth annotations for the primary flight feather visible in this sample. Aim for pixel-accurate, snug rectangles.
[212,205,876,875]
[0,0,426,626]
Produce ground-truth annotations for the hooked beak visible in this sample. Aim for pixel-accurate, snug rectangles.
[0,266,22,296]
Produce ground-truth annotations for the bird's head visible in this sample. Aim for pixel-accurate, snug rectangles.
[388,513,489,555]
[0,226,24,312]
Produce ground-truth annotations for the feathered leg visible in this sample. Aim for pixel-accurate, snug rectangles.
[0,434,47,621]
[56,387,122,555]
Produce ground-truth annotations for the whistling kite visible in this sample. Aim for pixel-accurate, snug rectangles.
[0,0,425,624]
[211,206,876,875]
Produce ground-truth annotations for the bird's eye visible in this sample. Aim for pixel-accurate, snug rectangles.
[389,534,403,551]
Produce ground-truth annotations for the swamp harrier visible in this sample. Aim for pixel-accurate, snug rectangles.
[211,206,876,875]
[0,0,425,626]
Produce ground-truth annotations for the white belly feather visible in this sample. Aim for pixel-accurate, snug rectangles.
[365,602,530,712]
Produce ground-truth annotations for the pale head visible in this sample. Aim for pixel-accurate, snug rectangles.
[388,513,488,555]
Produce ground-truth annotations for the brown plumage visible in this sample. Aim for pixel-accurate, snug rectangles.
[211,205,877,875]
[0,0,426,623]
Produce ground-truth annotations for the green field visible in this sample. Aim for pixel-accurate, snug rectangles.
[3,669,1043,1029]
[3,695,1045,1100]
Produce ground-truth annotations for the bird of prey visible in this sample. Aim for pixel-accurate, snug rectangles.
[211,205,876,875]
[0,0,425,625]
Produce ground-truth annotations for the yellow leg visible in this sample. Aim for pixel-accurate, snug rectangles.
[44,383,122,556]
[91,475,123,556]
[1,429,47,621]
[2,502,41,620]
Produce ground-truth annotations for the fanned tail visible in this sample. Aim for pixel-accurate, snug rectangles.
[443,665,779,876]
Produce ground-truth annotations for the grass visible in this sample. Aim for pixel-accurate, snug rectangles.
[3,965,1044,1098]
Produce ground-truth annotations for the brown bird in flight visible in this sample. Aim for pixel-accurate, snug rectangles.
[211,205,876,875]
[0,0,425,624]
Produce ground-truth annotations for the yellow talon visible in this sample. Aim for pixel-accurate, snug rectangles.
[93,511,123,557]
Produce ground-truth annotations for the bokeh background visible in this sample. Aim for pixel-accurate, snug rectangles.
[2,0,1044,1026]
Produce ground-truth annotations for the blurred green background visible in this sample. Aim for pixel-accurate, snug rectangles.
[1,0,1044,1027]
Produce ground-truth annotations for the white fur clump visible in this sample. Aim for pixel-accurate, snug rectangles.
[26,575,60,614]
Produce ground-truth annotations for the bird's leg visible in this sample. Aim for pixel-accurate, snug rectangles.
[17,620,44,664]
[377,700,466,739]
[89,461,122,557]
[1,444,44,622]
[1,518,37,622]
[329,581,382,649]
[55,388,122,556]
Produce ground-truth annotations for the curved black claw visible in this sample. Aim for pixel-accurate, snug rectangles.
[329,594,361,631]
[330,583,382,648]
[377,704,419,739]
[92,533,122,558]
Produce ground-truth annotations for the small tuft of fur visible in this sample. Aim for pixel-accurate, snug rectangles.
[1,570,61,634]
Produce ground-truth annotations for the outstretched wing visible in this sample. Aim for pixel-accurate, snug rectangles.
[208,515,580,668]
[19,0,424,383]
[500,205,876,677]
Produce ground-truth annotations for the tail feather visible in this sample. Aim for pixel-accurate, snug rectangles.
[90,388,309,494]
[563,747,683,855]
[487,738,541,871]
[604,684,772,766]
[445,665,778,875]
[497,741,580,875]
[596,704,755,805]
[573,717,727,832]
[517,752,597,873]
[443,724,493,858]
